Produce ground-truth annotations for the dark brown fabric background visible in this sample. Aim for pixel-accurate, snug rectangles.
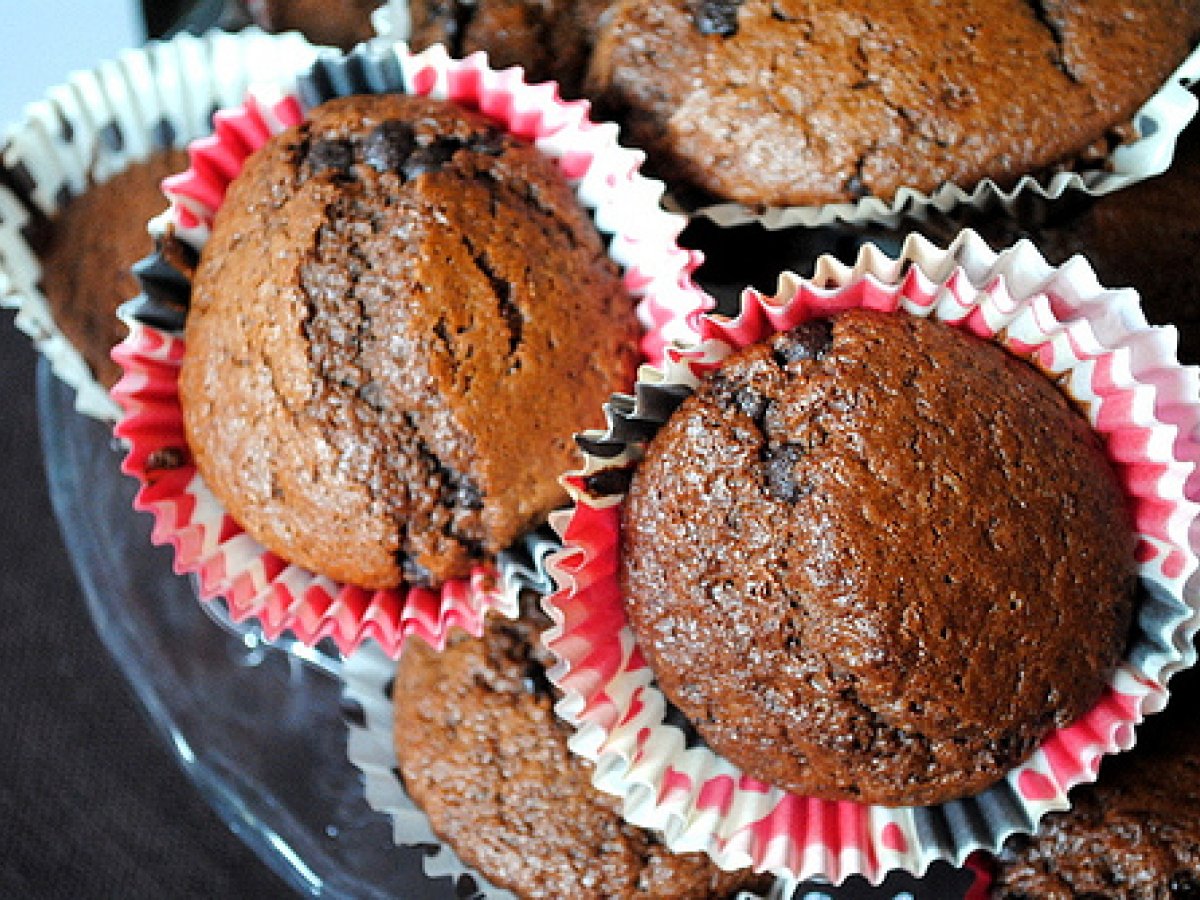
[0,313,294,898]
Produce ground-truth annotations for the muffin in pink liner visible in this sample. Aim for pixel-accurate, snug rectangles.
[542,229,1200,884]
[110,40,708,658]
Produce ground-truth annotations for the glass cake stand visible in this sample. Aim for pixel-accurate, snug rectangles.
[37,363,452,899]
[37,360,977,900]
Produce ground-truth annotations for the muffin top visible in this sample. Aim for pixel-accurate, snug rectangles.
[587,0,1200,206]
[991,665,1200,899]
[621,309,1137,806]
[180,93,637,589]
[392,612,772,899]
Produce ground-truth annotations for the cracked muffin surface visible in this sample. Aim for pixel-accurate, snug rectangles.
[620,309,1137,806]
[392,612,773,899]
[587,0,1200,206]
[179,93,637,589]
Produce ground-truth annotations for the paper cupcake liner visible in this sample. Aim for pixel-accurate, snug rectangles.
[678,44,1200,231]
[344,633,986,899]
[543,229,1200,884]
[345,640,788,898]
[342,642,520,899]
[372,1,408,43]
[0,29,321,421]
[111,41,705,658]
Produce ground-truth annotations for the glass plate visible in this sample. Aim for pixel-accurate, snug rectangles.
[37,361,450,899]
[38,360,979,900]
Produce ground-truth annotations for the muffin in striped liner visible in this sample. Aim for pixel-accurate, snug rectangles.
[542,229,1200,883]
[111,41,707,657]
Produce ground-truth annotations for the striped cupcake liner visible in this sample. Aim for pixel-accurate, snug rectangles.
[342,641,520,899]
[683,44,1200,230]
[0,29,321,421]
[542,229,1200,883]
[111,41,707,658]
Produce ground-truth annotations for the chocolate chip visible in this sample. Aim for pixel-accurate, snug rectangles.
[773,318,834,365]
[709,375,767,422]
[454,535,487,560]
[398,552,434,586]
[690,0,743,35]
[307,137,354,175]
[733,386,769,422]
[769,1,797,21]
[146,447,186,471]
[402,138,461,180]
[452,476,484,511]
[762,443,805,502]
[472,127,509,156]
[363,120,416,172]
[357,380,386,412]
[520,660,555,697]
[435,465,485,511]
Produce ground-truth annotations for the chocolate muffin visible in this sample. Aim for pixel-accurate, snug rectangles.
[587,0,1200,207]
[179,93,637,590]
[238,0,382,50]
[33,149,187,389]
[408,0,610,97]
[991,665,1200,899]
[621,309,1137,806]
[392,612,773,899]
